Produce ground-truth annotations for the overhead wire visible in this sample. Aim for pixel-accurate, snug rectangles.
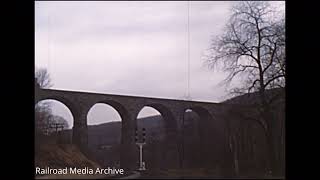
[47,10,51,74]
[186,1,191,101]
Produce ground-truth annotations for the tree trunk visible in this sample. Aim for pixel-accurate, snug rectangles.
[258,87,280,176]
[260,103,280,176]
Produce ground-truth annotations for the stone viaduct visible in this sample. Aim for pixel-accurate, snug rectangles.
[35,84,257,170]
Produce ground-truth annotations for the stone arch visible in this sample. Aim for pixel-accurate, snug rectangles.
[182,106,214,136]
[86,100,131,146]
[135,103,177,131]
[134,103,179,169]
[86,102,125,168]
[35,98,75,145]
[36,94,92,154]
[36,95,79,119]
[225,106,271,176]
[184,106,213,122]
[87,100,130,124]
[182,106,217,168]
[235,117,269,175]
[87,99,134,169]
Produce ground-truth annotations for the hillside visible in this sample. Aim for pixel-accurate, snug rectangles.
[222,87,285,177]
[86,115,167,167]
[35,136,101,179]
[222,87,285,105]
[88,115,165,147]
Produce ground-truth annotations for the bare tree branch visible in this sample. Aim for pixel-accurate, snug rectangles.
[264,74,285,88]
[206,2,285,175]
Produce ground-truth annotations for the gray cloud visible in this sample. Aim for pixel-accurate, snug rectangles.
[35,1,284,126]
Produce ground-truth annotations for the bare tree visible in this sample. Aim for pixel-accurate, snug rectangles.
[35,67,54,134]
[208,1,285,95]
[207,1,285,176]
[51,115,69,130]
[35,67,53,88]
[35,67,53,113]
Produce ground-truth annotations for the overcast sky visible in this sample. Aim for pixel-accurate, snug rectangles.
[35,1,285,127]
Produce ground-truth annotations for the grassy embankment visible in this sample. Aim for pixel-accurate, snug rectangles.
[35,135,110,179]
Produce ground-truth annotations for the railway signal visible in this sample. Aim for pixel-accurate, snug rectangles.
[135,128,139,142]
[142,128,146,143]
[135,127,146,171]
